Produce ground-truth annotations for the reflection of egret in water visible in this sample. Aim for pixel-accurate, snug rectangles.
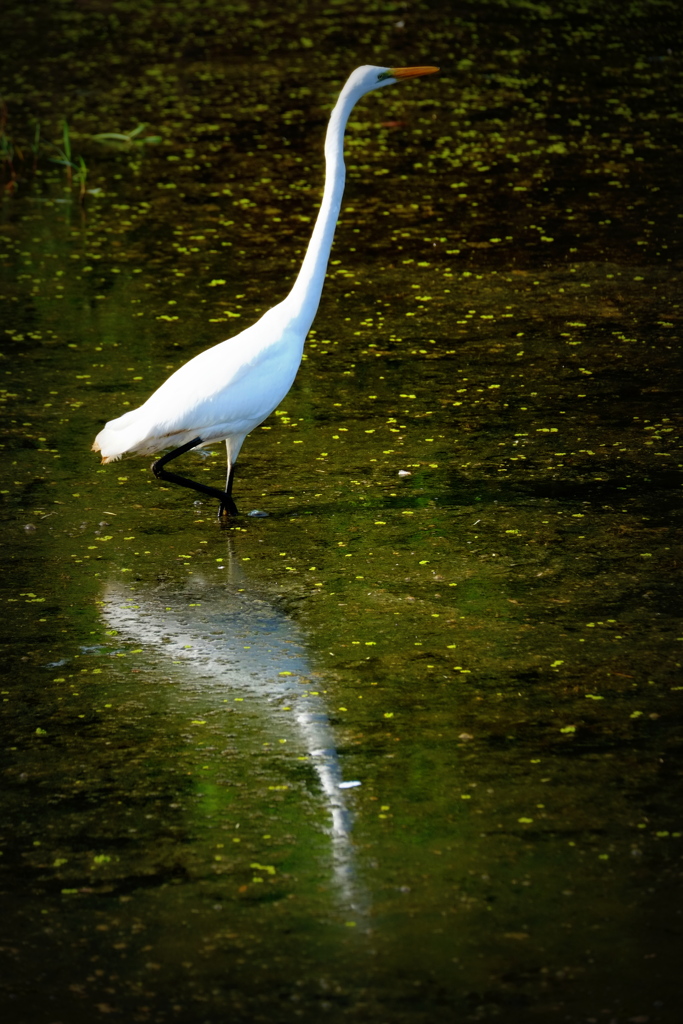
[100,565,364,910]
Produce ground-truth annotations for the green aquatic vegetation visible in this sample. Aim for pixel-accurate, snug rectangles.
[49,119,74,183]
[0,99,26,189]
[0,135,15,183]
[91,122,161,151]
[47,119,90,202]
[0,107,103,201]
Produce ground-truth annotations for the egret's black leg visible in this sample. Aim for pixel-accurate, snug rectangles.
[218,464,238,518]
[152,437,237,514]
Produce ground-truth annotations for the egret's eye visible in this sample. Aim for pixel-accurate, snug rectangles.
[377,70,393,82]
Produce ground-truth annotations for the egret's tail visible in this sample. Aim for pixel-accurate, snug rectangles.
[91,442,122,465]
[93,408,149,463]
[93,408,214,463]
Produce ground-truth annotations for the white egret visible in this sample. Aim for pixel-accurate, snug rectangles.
[92,64,439,515]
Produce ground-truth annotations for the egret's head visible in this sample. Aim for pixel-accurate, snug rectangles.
[376,65,440,86]
[345,64,439,99]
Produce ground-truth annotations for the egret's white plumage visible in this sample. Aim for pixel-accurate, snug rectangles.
[92,64,438,514]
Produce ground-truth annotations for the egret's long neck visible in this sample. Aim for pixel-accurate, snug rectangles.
[284,83,361,328]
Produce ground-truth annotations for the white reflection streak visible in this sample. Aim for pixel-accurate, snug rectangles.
[100,573,361,908]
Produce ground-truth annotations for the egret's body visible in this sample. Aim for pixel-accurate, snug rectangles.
[92,64,438,514]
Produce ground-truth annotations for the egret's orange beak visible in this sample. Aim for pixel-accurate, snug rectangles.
[390,66,440,80]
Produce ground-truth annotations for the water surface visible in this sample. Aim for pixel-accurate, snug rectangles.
[1,2,682,1022]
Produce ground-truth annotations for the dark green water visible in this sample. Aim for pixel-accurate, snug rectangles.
[1,2,682,1022]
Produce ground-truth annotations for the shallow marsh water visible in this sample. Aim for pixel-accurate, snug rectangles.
[1,2,682,1022]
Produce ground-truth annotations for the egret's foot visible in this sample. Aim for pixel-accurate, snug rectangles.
[217,463,238,517]
[218,496,238,517]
